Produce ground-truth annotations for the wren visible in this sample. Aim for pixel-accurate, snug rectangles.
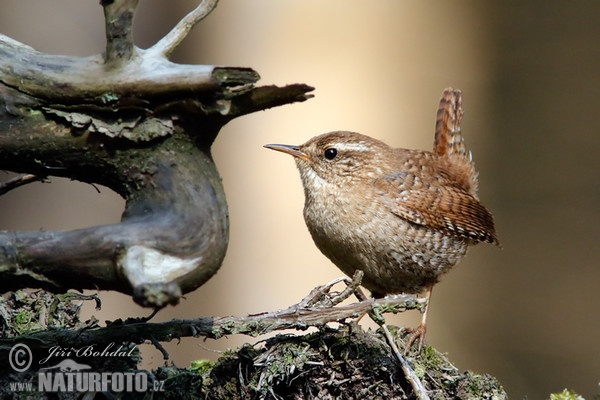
[264,88,497,346]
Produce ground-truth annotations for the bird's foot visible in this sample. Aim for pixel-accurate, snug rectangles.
[404,324,427,355]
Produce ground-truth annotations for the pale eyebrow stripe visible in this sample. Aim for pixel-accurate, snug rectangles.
[332,142,371,152]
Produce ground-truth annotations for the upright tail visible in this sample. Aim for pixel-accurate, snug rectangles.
[434,87,467,158]
[433,87,479,195]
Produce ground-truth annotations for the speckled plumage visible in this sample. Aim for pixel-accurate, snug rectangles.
[265,88,497,297]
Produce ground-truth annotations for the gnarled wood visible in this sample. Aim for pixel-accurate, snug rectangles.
[0,0,314,306]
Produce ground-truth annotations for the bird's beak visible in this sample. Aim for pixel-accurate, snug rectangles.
[263,144,309,161]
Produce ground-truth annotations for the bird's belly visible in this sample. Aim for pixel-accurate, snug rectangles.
[304,201,469,295]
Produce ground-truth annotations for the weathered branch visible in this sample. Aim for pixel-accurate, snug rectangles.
[0,288,425,353]
[0,1,314,307]
[102,0,139,64]
[0,35,259,105]
[151,0,219,57]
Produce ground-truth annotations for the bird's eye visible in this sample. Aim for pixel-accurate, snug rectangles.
[324,148,337,160]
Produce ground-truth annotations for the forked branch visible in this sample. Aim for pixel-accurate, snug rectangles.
[0,0,313,307]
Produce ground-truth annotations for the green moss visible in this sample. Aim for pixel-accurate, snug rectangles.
[458,372,507,400]
[13,310,36,334]
[0,290,97,337]
[2,305,507,400]
[549,389,585,400]
[249,340,321,395]
[148,325,511,399]
[190,359,213,375]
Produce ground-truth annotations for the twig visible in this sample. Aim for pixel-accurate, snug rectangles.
[336,271,428,399]
[298,271,362,308]
[0,284,424,352]
[151,336,170,360]
[381,324,431,400]
[0,174,45,196]
[152,0,219,57]
[329,270,364,305]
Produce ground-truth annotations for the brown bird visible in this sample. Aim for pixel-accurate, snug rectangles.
[264,88,497,348]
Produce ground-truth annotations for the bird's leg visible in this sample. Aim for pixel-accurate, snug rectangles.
[405,284,433,353]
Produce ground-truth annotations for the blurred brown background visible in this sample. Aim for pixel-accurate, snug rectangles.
[1,1,599,398]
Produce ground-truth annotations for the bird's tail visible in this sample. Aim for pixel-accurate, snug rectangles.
[434,88,468,158]
[433,87,479,194]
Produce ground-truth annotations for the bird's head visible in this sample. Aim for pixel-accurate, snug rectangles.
[264,131,395,191]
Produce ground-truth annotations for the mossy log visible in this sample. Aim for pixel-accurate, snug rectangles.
[0,289,506,399]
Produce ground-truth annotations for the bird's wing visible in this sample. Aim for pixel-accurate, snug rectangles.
[374,172,497,244]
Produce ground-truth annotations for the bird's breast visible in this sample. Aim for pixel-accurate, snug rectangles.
[301,179,469,294]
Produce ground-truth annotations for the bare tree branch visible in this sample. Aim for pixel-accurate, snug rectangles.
[102,0,139,64]
[0,34,259,104]
[0,288,425,353]
[151,0,219,57]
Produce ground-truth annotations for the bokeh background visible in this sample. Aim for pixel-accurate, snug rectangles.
[1,1,599,398]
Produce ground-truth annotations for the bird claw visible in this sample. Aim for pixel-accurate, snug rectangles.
[404,324,427,355]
